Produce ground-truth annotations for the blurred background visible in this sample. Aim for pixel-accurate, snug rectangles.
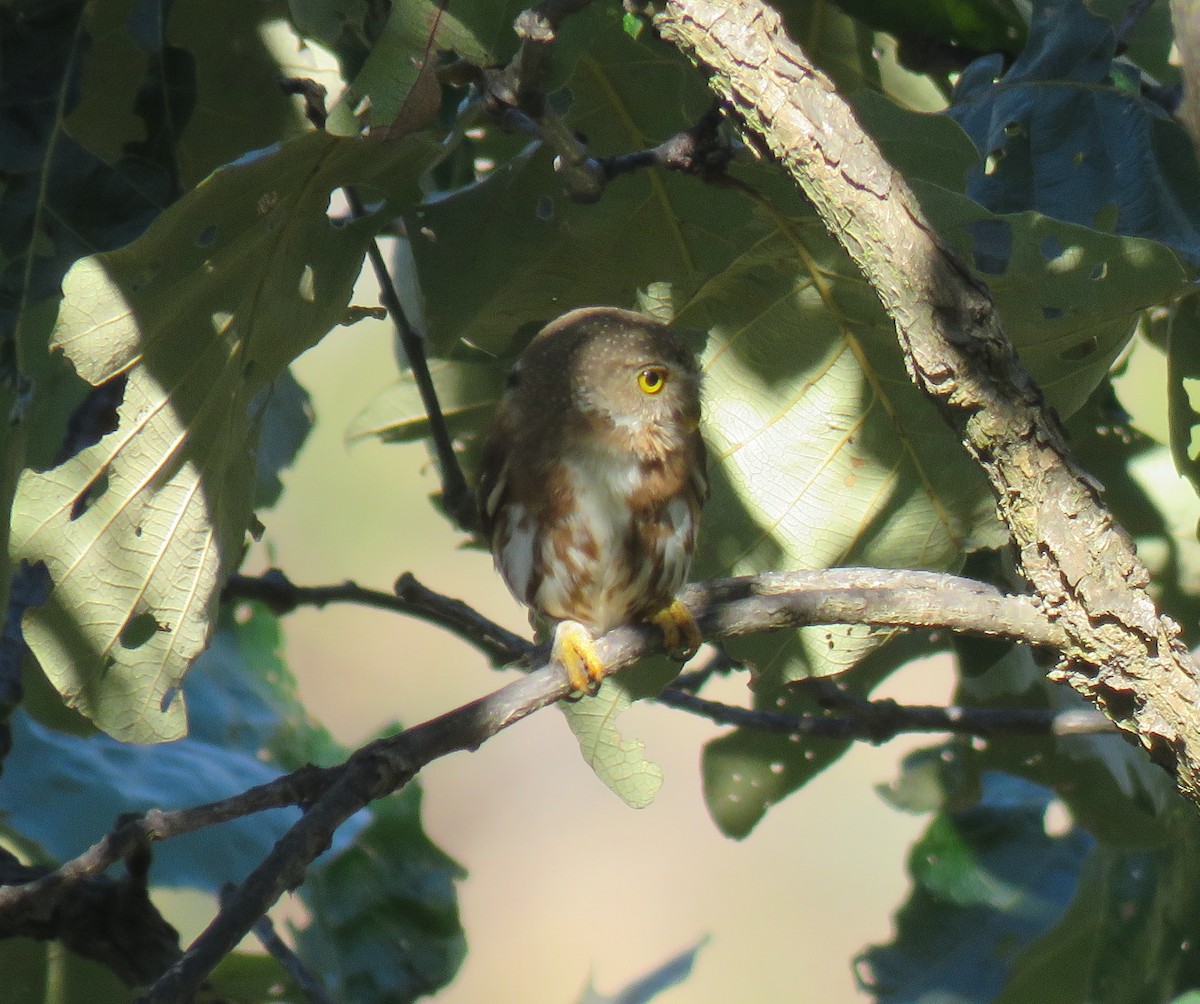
[234,271,956,1003]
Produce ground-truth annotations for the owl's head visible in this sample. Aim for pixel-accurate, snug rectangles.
[509,307,703,449]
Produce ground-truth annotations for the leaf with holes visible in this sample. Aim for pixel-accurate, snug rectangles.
[560,657,681,809]
[11,130,435,742]
[947,0,1200,262]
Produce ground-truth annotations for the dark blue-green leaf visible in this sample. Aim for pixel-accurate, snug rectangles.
[858,771,1092,1002]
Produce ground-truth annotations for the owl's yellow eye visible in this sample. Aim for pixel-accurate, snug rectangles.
[637,367,668,395]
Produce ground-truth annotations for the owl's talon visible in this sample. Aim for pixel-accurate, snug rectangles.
[552,620,605,696]
[651,598,702,662]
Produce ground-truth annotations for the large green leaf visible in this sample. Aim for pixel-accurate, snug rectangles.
[0,606,350,889]
[168,0,307,189]
[10,130,435,742]
[992,820,1200,1004]
[294,775,467,1004]
[1,0,181,623]
[947,0,1200,262]
[858,768,1093,1002]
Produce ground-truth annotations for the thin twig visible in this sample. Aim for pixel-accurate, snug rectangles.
[280,76,477,529]
[656,688,1116,741]
[224,886,334,1004]
[483,0,603,200]
[597,104,734,182]
[348,188,477,529]
[223,569,529,665]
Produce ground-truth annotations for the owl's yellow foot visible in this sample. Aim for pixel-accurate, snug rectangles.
[651,598,702,662]
[551,620,605,696]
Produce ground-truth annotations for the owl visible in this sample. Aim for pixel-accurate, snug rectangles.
[477,306,708,693]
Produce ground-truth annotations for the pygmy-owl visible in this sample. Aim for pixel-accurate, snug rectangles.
[478,306,708,693]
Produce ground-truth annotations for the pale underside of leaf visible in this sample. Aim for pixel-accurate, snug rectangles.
[12,132,434,742]
[560,677,665,810]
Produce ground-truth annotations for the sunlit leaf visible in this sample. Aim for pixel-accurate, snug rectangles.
[560,656,680,808]
[325,0,489,137]
[11,131,435,741]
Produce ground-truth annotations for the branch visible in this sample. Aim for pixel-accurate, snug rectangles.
[221,886,334,1004]
[281,76,477,530]
[657,688,1115,741]
[0,566,1058,999]
[653,0,1200,801]
[226,566,1068,661]
[0,846,180,987]
[223,569,528,664]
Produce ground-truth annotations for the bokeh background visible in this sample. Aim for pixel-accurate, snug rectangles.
[239,273,955,1003]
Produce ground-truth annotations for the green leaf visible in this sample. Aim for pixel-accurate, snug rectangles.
[559,656,680,809]
[947,0,1200,261]
[206,952,305,1003]
[347,358,503,445]
[858,771,1092,1003]
[325,0,489,137]
[294,779,467,1004]
[702,633,936,838]
[169,0,310,189]
[11,130,435,742]
[0,606,347,890]
[406,7,720,356]
[1088,0,1178,86]
[807,0,1027,59]
[0,938,132,1004]
[995,808,1200,1003]
[252,368,314,510]
[1169,294,1200,499]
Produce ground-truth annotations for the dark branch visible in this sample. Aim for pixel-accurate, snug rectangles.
[657,688,1115,741]
[350,189,477,530]
[596,104,735,183]
[0,846,180,986]
[280,75,477,530]
[221,885,334,1004]
[223,568,529,665]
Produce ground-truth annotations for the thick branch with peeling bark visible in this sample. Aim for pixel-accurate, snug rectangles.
[653,0,1200,798]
